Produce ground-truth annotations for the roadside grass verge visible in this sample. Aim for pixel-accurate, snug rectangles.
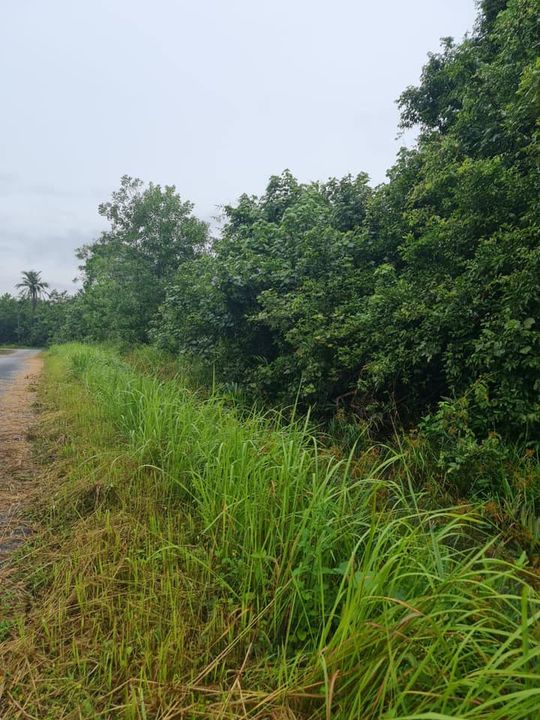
[0,343,539,718]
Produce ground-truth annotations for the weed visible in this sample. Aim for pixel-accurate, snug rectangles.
[1,344,539,718]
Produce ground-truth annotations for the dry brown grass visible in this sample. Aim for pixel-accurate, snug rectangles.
[0,355,43,570]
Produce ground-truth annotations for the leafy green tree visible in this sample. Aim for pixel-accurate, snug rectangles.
[153,254,229,360]
[0,294,21,343]
[76,176,209,343]
[0,286,74,347]
[47,0,539,488]
[156,0,539,451]
[155,172,373,400]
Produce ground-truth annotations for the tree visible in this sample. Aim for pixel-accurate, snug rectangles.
[155,171,373,401]
[51,0,540,464]
[0,293,20,343]
[154,0,539,449]
[16,270,49,311]
[76,176,209,343]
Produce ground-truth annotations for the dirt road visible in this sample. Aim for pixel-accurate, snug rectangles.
[0,350,43,567]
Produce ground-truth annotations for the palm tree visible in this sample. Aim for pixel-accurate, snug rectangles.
[17,270,49,311]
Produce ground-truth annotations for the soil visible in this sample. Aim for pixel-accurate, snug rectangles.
[0,354,43,569]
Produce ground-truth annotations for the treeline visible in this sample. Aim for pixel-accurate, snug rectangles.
[5,0,539,473]
[0,274,70,346]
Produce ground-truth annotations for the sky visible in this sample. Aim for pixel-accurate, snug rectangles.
[0,0,478,295]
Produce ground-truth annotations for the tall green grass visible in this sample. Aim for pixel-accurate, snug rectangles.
[1,343,539,718]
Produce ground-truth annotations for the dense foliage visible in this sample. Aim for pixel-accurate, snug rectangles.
[0,288,71,347]
[3,0,538,481]
[72,176,209,343]
[155,0,539,446]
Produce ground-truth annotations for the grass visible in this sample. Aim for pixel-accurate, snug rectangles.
[0,343,539,718]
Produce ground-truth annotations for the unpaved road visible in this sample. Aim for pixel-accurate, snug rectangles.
[0,350,42,568]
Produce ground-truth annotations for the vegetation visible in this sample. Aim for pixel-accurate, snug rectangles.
[1,3,539,716]
[154,0,539,450]
[1,344,539,718]
[71,176,209,344]
[0,286,71,346]
[6,0,537,465]
[16,270,49,311]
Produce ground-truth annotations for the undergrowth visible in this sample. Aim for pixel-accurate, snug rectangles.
[0,343,539,719]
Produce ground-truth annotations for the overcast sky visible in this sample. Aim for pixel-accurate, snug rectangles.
[0,0,478,295]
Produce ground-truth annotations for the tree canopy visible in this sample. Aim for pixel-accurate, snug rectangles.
[4,0,538,487]
[75,175,209,343]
